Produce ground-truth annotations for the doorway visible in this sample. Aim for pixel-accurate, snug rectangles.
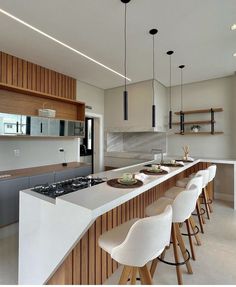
[80,117,94,173]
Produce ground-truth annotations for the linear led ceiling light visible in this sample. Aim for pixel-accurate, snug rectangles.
[0,8,131,82]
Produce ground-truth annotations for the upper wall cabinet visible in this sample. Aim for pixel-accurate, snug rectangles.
[104,80,168,132]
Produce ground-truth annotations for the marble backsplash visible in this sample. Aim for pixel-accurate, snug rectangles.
[105,132,167,154]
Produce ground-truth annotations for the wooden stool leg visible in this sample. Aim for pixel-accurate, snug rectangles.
[150,248,167,277]
[196,200,204,233]
[131,267,138,285]
[139,265,153,285]
[189,216,201,246]
[198,197,206,224]
[206,185,213,213]
[203,188,210,220]
[175,224,193,275]
[172,223,183,285]
[186,219,196,261]
[119,266,132,285]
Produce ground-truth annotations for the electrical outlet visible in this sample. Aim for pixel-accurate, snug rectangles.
[14,149,20,157]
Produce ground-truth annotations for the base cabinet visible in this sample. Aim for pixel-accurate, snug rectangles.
[0,177,29,227]
[0,165,92,227]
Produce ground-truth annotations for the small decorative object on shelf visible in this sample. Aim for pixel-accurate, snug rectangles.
[191,125,201,133]
[182,145,190,160]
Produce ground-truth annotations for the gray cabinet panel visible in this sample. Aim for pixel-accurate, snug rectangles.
[0,177,29,227]
[29,173,55,187]
[54,169,77,182]
[74,166,92,177]
[55,166,92,181]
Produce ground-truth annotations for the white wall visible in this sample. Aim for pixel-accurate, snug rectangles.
[168,76,234,159]
[77,80,104,115]
[0,137,79,171]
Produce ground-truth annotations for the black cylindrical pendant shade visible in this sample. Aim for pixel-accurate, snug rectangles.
[169,110,172,129]
[152,104,156,128]
[124,90,128,120]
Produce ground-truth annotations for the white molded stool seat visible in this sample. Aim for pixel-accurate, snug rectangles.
[176,169,209,189]
[176,177,189,188]
[165,176,203,200]
[99,219,138,254]
[165,186,184,199]
[146,197,173,217]
[208,165,217,182]
[98,206,172,285]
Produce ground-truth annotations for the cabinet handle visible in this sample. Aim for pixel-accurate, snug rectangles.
[40,123,43,133]
[16,121,19,133]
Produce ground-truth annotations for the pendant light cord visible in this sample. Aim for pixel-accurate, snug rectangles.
[124,3,127,91]
[152,34,155,103]
[180,68,183,111]
[169,55,172,109]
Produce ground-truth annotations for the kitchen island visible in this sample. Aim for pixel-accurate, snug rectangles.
[18,158,235,285]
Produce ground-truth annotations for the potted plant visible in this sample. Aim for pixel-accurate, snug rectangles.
[191,125,201,133]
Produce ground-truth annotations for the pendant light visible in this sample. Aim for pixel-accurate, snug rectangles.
[149,28,158,128]
[167,50,174,129]
[121,0,130,120]
[179,65,185,134]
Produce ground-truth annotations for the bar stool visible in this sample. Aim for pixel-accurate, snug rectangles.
[176,169,210,221]
[145,185,199,285]
[98,206,172,285]
[165,174,205,234]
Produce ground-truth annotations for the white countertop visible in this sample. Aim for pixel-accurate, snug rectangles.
[18,157,236,285]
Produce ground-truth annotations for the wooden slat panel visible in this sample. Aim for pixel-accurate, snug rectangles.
[47,252,73,285]
[81,231,89,284]
[31,64,37,90]
[1,52,7,83]
[0,52,2,82]
[36,65,41,91]
[12,57,18,86]
[22,60,28,89]
[27,63,32,90]
[72,241,81,284]
[55,72,59,97]
[51,71,56,95]
[44,69,49,94]
[95,217,102,284]
[40,67,45,93]
[89,223,96,284]
[7,54,13,85]
[101,214,107,283]
[17,59,23,87]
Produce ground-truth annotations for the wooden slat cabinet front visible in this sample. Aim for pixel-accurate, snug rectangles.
[46,162,212,285]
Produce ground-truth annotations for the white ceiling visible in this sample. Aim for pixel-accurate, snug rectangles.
[0,0,236,89]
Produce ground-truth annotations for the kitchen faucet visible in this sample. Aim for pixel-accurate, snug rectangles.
[151,148,164,164]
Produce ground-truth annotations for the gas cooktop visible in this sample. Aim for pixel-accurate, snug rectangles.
[31,176,106,198]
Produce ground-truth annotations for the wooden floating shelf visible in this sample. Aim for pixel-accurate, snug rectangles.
[172,120,215,125]
[175,108,223,115]
[0,82,84,106]
[175,132,224,135]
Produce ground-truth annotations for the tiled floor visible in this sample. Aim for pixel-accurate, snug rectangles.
[0,223,18,285]
[0,200,235,285]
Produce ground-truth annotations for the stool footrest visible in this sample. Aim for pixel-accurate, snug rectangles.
[181,225,200,237]
[157,249,190,266]
[192,207,206,216]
